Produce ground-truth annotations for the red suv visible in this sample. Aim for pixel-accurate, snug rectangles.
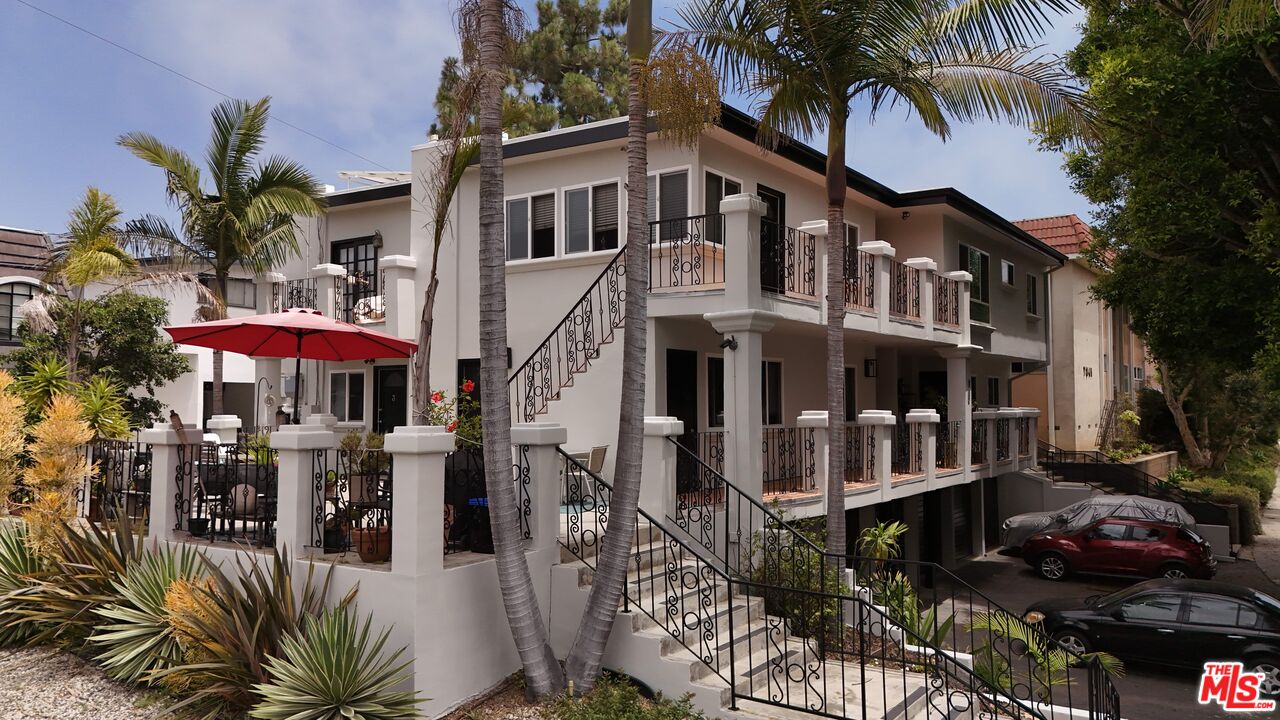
[1023,517,1216,581]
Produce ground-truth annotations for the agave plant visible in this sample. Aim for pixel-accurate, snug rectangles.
[11,512,145,648]
[251,607,422,720]
[0,521,45,646]
[877,572,956,648]
[91,543,204,684]
[968,610,1124,702]
[77,375,132,440]
[156,550,356,719]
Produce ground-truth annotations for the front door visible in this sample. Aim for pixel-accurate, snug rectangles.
[757,184,786,293]
[374,365,408,434]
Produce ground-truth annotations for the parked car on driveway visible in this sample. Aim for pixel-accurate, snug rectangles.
[1023,517,1215,581]
[1026,579,1280,696]
[1001,495,1197,550]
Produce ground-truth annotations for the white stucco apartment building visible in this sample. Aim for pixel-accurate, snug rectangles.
[250,105,1061,568]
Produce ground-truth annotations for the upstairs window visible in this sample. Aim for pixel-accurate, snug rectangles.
[648,170,689,241]
[762,359,783,426]
[506,193,556,260]
[1001,260,1016,287]
[0,281,36,343]
[959,244,991,323]
[987,377,1001,406]
[1026,273,1040,316]
[565,182,619,254]
[704,170,741,244]
[199,275,255,309]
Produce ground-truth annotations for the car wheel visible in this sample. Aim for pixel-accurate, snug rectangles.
[1249,657,1280,697]
[1158,563,1190,579]
[1054,630,1090,656]
[1037,553,1069,581]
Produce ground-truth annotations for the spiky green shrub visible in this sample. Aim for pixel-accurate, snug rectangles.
[875,571,955,648]
[969,610,1124,702]
[77,375,131,440]
[0,521,45,645]
[250,607,421,720]
[157,550,355,719]
[91,543,204,684]
[12,513,144,648]
[549,675,704,720]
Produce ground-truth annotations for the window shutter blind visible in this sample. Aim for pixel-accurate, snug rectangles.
[659,171,687,221]
[532,194,555,231]
[647,175,657,225]
[592,184,618,231]
[506,198,529,260]
[565,189,590,254]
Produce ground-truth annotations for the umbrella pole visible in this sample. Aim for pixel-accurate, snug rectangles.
[292,332,303,424]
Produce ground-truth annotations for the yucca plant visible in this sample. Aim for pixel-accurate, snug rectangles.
[251,607,421,720]
[91,543,204,684]
[12,512,145,648]
[876,571,955,648]
[157,550,356,719]
[0,521,45,646]
[77,375,132,440]
[15,355,73,423]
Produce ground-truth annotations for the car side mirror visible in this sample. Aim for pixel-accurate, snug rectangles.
[1110,608,1125,621]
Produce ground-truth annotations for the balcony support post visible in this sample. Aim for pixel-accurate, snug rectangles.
[379,255,418,339]
[857,410,895,494]
[906,408,939,486]
[384,424,455,575]
[797,410,830,510]
[720,194,767,309]
[270,423,338,559]
[858,241,895,332]
[256,271,285,313]
[310,263,346,317]
[939,345,979,482]
[904,258,936,331]
[942,270,973,345]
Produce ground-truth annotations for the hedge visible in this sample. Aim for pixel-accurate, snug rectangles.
[1182,478,1262,544]
[1220,445,1280,506]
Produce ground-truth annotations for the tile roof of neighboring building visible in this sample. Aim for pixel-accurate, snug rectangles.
[1013,214,1094,255]
[0,226,50,280]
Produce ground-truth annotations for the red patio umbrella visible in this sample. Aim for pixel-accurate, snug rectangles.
[164,308,417,423]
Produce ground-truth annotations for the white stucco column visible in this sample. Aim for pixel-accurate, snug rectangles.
[859,241,895,333]
[142,424,183,539]
[253,357,284,427]
[1026,408,1041,464]
[797,411,829,509]
[511,422,566,553]
[271,423,337,556]
[720,194,767,309]
[942,270,973,346]
[857,410,895,494]
[385,424,455,575]
[206,415,241,444]
[704,309,783,501]
[904,258,936,331]
[310,263,345,317]
[906,408,939,485]
[378,255,418,340]
[940,345,979,482]
[639,417,683,520]
[256,271,284,313]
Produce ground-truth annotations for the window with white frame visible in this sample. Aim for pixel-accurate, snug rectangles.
[704,170,741,244]
[1001,259,1016,287]
[959,244,991,323]
[648,169,689,241]
[199,275,254,309]
[0,281,37,343]
[762,360,783,426]
[506,192,556,260]
[987,377,1001,406]
[329,371,365,422]
[1026,272,1040,316]
[565,182,619,254]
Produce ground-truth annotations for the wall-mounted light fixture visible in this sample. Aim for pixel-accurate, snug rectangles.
[719,335,738,351]
[864,359,878,378]
[901,211,911,221]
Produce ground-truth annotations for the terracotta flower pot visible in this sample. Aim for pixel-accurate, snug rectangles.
[351,526,391,563]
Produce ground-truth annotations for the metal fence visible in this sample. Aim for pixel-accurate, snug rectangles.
[174,441,278,546]
[85,434,152,525]
[272,277,318,312]
[760,218,817,299]
[648,214,724,291]
[936,420,961,470]
[843,423,874,485]
[442,443,531,556]
[972,419,989,465]
[891,422,924,477]
[761,426,815,495]
[996,418,1011,462]
[845,246,876,312]
[311,445,393,562]
[889,259,922,319]
[935,275,961,328]
[338,268,386,324]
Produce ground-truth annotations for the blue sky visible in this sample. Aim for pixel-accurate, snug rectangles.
[0,0,1089,235]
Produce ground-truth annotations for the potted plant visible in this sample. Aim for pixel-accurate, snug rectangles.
[350,515,391,563]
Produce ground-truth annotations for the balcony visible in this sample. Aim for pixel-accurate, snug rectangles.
[258,258,415,340]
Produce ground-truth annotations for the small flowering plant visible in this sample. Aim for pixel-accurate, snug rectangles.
[424,380,482,444]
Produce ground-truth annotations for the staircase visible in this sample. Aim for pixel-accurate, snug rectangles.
[508,248,627,422]
[1037,440,1237,535]
[556,448,1111,720]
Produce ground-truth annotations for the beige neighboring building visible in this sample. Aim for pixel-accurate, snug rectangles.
[1011,215,1152,450]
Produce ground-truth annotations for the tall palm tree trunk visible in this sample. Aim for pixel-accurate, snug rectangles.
[563,3,651,688]
[475,0,565,697]
[210,273,228,416]
[824,120,848,565]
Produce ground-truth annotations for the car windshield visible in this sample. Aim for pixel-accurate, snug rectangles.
[1178,527,1206,544]
[1096,584,1158,608]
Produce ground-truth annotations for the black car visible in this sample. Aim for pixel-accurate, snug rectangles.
[1026,579,1280,696]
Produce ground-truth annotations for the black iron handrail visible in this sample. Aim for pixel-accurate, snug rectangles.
[1038,440,1236,530]
[563,446,1052,719]
[507,247,627,422]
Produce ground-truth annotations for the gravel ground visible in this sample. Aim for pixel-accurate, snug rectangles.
[0,647,170,720]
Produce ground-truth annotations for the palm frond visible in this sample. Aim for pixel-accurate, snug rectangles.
[117,132,203,203]
[1182,0,1279,43]
[207,97,270,206]
[933,0,1078,51]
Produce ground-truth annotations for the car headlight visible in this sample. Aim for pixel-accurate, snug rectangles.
[1024,611,1045,624]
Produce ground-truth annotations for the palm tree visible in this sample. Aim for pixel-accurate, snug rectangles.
[25,188,213,381]
[562,0,654,692]
[673,0,1091,562]
[118,97,325,416]
[469,0,567,697]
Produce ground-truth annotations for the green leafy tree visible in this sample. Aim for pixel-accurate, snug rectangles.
[119,97,326,416]
[433,0,629,138]
[674,0,1091,562]
[1048,1,1280,467]
[12,292,190,426]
